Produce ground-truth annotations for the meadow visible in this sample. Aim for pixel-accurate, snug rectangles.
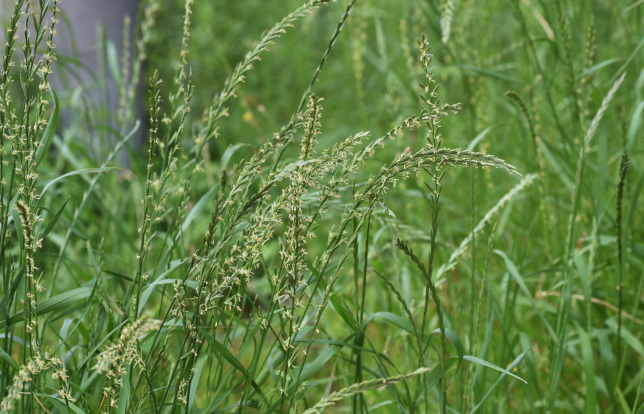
[0,0,643,413]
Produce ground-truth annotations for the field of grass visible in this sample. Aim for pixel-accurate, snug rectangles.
[0,0,643,413]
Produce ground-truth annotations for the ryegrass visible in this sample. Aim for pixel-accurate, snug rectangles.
[0,0,642,413]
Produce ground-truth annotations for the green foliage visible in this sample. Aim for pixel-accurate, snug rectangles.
[0,0,643,413]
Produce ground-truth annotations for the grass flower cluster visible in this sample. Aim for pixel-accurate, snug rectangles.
[0,0,641,413]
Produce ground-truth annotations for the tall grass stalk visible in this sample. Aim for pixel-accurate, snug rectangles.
[0,1,639,413]
[616,149,630,383]
[549,72,626,410]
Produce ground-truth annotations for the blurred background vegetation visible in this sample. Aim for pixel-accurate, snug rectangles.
[1,0,643,412]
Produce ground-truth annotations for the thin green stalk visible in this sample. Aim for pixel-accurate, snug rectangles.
[616,149,629,382]
[463,167,477,414]
[549,73,625,411]
[353,213,370,414]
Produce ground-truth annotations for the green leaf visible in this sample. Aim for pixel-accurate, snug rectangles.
[0,347,19,371]
[625,169,644,241]
[575,58,623,80]
[138,259,191,314]
[616,387,634,414]
[41,197,70,239]
[495,250,556,339]
[211,338,265,398]
[0,268,23,317]
[0,287,93,329]
[463,355,527,383]
[182,186,219,232]
[362,312,415,337]
[11,208,22,247]
[294,339,375,354]
[297,343,342,383]
[606,318,644,357]
[307,261,359,330]
[40,394,88,414]
[434,327,465,374]
[469,348,531,414]
[455,63,526,85]
[361,312,437,357]
[574,322,597,414]
[467,125,505,151]
[221,143,252,170]
[117,367,131,414]
[51,273,102,357]
[596,330,616,404]
[77,318,132,373]
[189,355,208,413]
[427,358,457,390]
[611,34,644,82]
[40,167,127,197]
[627,100,644,149]
[262,343,343,414]
[360,311,451,357]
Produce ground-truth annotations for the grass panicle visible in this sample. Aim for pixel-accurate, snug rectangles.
[0,1,639,413]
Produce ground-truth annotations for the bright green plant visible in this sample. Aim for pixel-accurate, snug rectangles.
[0,0,642,413]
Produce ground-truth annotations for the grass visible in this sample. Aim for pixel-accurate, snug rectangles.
[0,0,643,413]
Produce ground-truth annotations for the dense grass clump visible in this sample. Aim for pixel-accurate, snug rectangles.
[0,0,642,413]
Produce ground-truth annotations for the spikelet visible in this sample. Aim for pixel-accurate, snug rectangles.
[0,354,72,414]
[300,94,323,161]
[94,317,160,409]
[436,173,537,281]
[505,91,550,247]
[616,149,629,365]
[440,0,455,43]
[350,14,367,100]
[175,0,194,88]
[582,15,596,83]
[303,368,430,413]
[123,0,160,128]
[116,16,131,122]
[33,0,60,137]
[584,73,626,147]
[400,16,415,75]
[505,91,535,137]
[374,270,422,351]
[200,0,334,142]
[15,200,33,251]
